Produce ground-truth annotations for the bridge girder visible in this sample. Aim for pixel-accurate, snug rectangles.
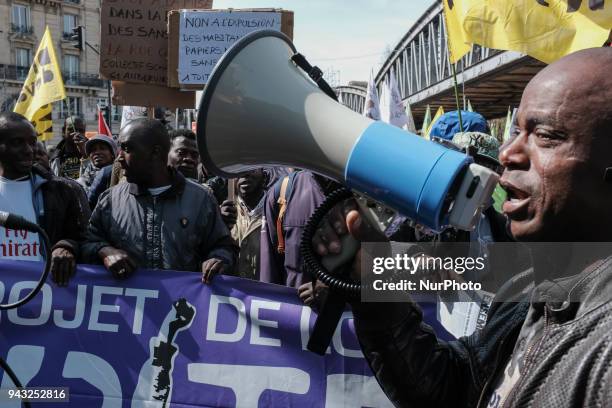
[336,1,546,126]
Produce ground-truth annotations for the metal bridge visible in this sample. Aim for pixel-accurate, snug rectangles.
[336,1,546,126]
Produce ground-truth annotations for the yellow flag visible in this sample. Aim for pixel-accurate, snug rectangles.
[462,0,612,63]
[31,104,54,141]
[502,107,513,142]
[426,106,445,140]
[443,0,472,63]
[13,26,66,120]
[421,105,432,137]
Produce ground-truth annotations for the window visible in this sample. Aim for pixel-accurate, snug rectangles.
[15,48,31,79]
[63,55,80,83]
[11,5,31,33]
[112,105,121,121]
[97,98,121,121]
[59,97,81,118]
[15,48,31,67]
[63,14,78,37]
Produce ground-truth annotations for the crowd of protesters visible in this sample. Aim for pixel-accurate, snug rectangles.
[0,101,529,324]
[0,110,331,308]
[1,47,612,408]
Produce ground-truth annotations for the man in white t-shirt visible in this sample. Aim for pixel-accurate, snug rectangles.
[0,112,90,285]
[0,175,43,261]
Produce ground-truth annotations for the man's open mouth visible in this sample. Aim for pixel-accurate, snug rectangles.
[500,180,531,215]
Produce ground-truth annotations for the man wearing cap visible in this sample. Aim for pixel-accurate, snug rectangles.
[77,135,117,196]
[428,110,490,140]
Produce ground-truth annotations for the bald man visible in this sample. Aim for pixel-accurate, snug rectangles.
[82,119,237,281]
[313,48,612,407]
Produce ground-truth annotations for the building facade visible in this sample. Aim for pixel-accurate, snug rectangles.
[0,0,120,144]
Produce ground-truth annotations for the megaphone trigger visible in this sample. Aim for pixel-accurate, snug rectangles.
[321,234,360,273]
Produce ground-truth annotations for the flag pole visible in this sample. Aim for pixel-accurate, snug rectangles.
[63,98,77,135]
[451,62,464,133]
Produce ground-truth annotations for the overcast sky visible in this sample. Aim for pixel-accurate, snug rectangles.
[213,0,433,84]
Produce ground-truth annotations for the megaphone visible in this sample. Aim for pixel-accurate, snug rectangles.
[197,30,498,233]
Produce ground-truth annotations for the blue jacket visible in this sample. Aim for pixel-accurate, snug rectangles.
[87,164,113,209]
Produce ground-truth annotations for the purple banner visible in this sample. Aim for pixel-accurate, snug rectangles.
[0,261,393,407]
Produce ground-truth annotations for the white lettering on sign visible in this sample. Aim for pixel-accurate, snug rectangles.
[206,295,247,342]
[178,11,282,85]
[7,282,52,326]
[188,363,309,407]
[0,282,158,334]
[206,295,285,347]
[249,299,281,347]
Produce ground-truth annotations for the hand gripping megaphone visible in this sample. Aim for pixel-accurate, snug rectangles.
[196,30,499,354]
[197,30,498,232]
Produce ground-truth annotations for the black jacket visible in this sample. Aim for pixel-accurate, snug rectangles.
[353,257,612,407]
[30,164,90,256]
[82,169,237,272]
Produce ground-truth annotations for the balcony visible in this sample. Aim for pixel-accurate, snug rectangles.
[0,65,106,88]
[0,65,30,80]
[10,24,33,35]
[62,71,105,88]
[64,0,80,4]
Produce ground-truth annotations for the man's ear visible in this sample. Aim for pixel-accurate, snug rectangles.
[604,167,612,183]
[150,144,165,159]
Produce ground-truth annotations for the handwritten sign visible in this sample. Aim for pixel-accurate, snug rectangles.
[172,9,291,86]
[100,0,212,86]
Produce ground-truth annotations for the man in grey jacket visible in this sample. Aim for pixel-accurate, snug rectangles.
[82,119,237,282]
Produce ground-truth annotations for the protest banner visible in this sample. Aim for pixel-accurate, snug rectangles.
[167,9,294,88]
[0,260,393,407]
[120,105,148,129]
[100,0,212,86]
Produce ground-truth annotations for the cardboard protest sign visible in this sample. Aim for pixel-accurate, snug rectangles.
[100,0,212,86]
[167,8,294,88]
[112,81,195,109]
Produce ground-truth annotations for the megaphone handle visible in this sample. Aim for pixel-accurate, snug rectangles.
[227,179,236,201]
[307,291,346,355]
